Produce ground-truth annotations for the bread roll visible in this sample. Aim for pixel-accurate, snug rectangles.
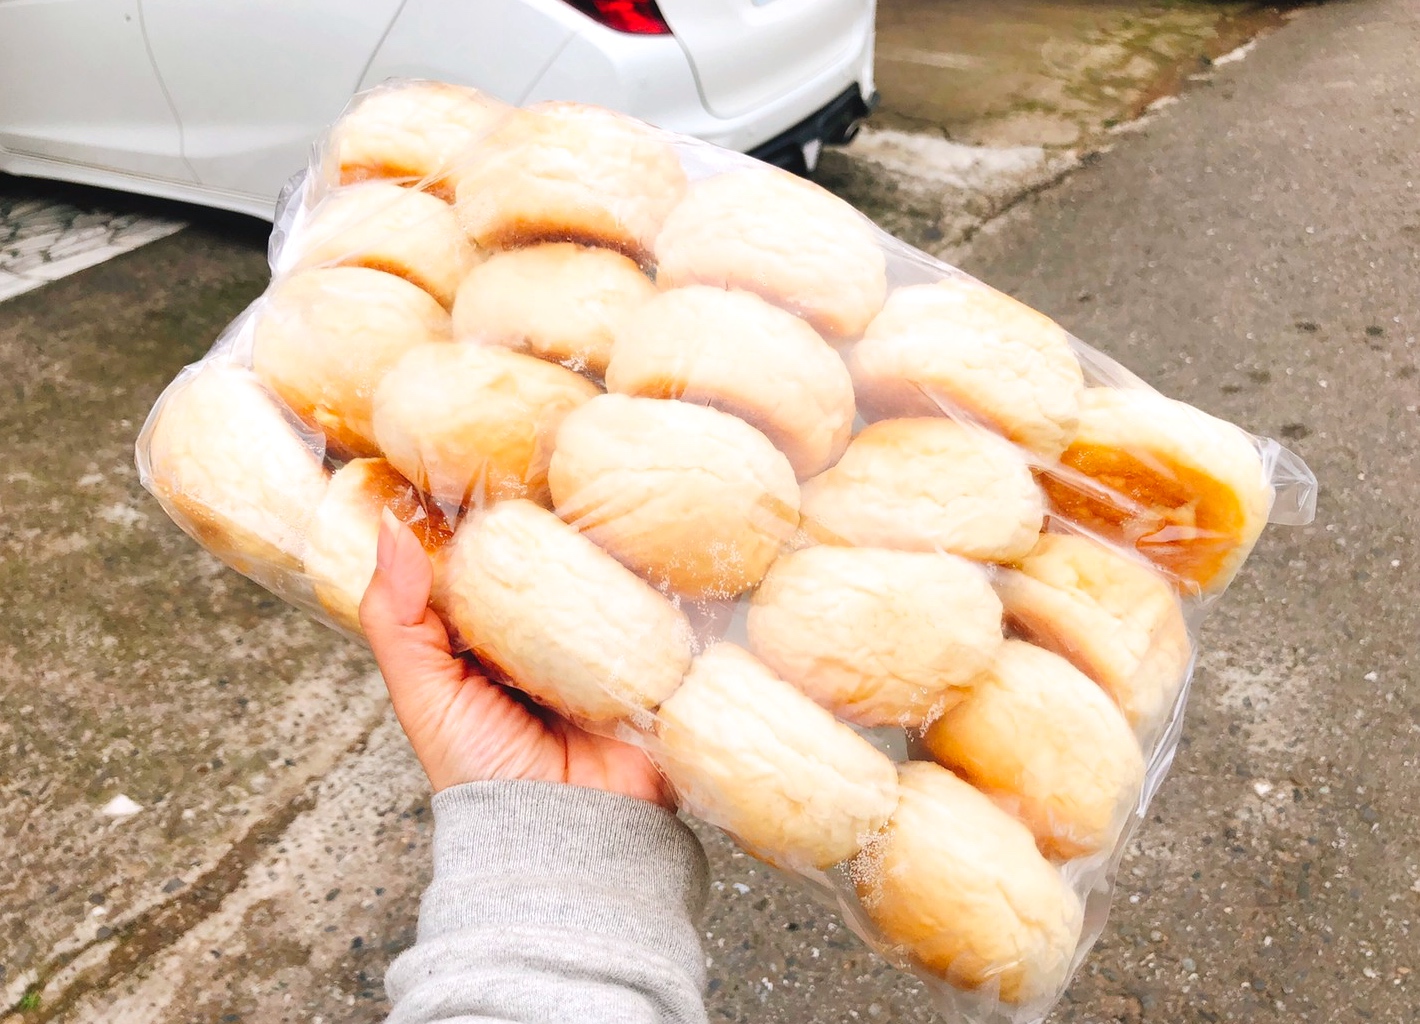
[848,278,1084,459]
[455,102,686,261]
[143,363,329,573]
[251,266,451,459]
[328,81,506,200]
[1040,387,1271,591]
[303,459,452,634]
[548,395,799,599]
[605,286,856,477]
[654,168,887,340]
[654,643,899,870]
[850,762,1083,1005]
[747,547,1002,727]
[923,641,1144,860]
[373,343,599,508]
[289,182,479,308]
[799,419,1044,562]
[994,532,1191,740]
[431,500,692,722]
[452,243,655,375]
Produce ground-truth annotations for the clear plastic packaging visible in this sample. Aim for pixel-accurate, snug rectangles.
[135,80,1317,1023]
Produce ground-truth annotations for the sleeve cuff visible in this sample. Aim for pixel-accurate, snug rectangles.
[418,780,709,971]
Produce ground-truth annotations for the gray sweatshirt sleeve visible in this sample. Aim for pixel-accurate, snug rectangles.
[385,780,710,1024]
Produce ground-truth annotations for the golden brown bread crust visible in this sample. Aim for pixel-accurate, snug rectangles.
[848,278,1084,460]
[653,643,900,870]
[288,182,479,309]
[1039,387,1271,592]
[372,343,600,508]
[548,395,800,599]
[304,459,452,633]
[430,500,692,723]
[144,363,330,575]
[850,762,1083,1005]
[605,286,856,478]
[654,168,887,340]
[922,640,1145,860]
[455,103,686,262]
[994,531,1191,740]
[747,545,1003,727]
[799,418,1044,562]
[452,242,656,376]
[251,266,452,460]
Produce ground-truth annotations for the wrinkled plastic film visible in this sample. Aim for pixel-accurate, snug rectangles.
[135,78,1316,1024]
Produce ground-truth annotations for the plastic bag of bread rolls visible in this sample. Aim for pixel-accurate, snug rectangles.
[135,79,1318,1024]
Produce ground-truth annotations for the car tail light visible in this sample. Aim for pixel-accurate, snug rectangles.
[562,0,672,35]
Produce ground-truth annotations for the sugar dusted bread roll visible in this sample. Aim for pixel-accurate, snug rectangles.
[654,643,899,870]
[923,641,1144,860]
[455,102,686,260]
[432,500,692,722]
[452,243,655,375]
[606,286,856,478]
[654,168,887,339]
[995,532,1191,740]
[747,547,1002,727]
[1041,387,1272,591]
[549,395,799,598]
[850,762,1083,1005]
[799,419,1044,562]
[374,343,598,508]
[252,266,451,460]
[328,81,506,200]
[288,182,479,309]
[303,459,452,634]
[848,278,1084,459]
[143,363,329,574]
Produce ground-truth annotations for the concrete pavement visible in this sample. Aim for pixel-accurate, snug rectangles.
[961,1,1420,1019]
[3,1,1417,1021]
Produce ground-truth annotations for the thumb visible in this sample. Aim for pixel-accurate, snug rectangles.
[360,508,458,691]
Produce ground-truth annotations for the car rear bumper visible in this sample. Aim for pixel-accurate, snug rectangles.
[749,84,878,175]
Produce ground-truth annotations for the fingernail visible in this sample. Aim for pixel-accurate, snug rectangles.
[375,507,401,571]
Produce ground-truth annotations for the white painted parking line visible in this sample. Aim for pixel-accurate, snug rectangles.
[0,198,185,302]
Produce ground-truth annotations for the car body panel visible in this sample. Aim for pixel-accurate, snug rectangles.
[0,0,877,220]
[0,0,191,182]
[142,0,404,203]
[656,0,872,120]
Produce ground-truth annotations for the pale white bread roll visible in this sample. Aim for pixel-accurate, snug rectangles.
[251,266,451,460]
[994,532,1191,741]
[303,459,453,634]
[455,102,687,261]
[431,500,692,723]
[747,546,1003,727]
[654,643,900,870]
[144,363,329,574]
[848,278,1084,460]
[452,242,656,375]
[799,418,1044,562]
[923,641,1145,861]
[328,81,507,200]
[654,168,887,340]
[850,761,1084,1005]
[1040,387,1272,592]
[605,286,856,478]
[548,395,800,599]
[288,182,480,309]
[373,343,599,508]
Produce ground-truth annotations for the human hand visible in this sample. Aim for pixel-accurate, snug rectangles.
[359,509,673,807]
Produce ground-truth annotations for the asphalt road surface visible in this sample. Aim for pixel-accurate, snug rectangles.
[1,1,1416,1022]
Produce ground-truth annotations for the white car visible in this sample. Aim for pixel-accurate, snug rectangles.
[0,0,877,221]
